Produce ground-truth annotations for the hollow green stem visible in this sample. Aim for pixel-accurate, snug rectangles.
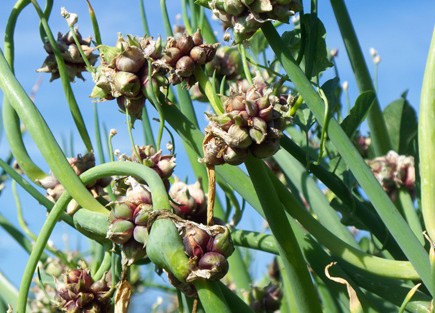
[194,66,224,114]
[0,47,106,214]
[94,103,105,164]
[85,0,102,45]
[3,0,46,181]
[245,156,322,313]
[160,0,173,37]
[262,21,432,294]
[141,105,156,147]
[189,0,198,30]
[181,0,193,34]
[238,44,253,84]
[270,174,421,280]
[329,0,391,155]
[30,0,94,152]
[66,25,94,71]
[139,0,151,35]
[419,26,435,243]
[93,250,112,281]
[194,279,231,313]
[396,189,424,245]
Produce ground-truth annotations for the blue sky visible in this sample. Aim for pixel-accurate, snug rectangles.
[0,0,434,309]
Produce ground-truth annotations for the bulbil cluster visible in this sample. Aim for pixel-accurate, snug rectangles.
[169,177,207,223]
[182,223,235,281]
[55,269,112,312]
[202,77,290,165]
[155,30,219,86]
[91,34,163,121]
[37,28,98,82]
[203,0,302,42]
[367,150,415,200]
[91,31,218,121]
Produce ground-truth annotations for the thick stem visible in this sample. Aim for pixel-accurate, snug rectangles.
[419,27,435,242]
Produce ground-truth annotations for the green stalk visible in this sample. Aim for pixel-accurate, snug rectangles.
[30,0,94,152]
[270,173,420,280]
[194,279,231,313]
[396,189,424,245]
[141,105,156,146]
[85,0,102,45]
[94,103,105,164]
[218,282,255,313]
[188,0,198,30]
[239,43,253,84]
[280,136,404,258]
[262,22,432,294]
[245,156,322,313]
[329,0,391,155]
[139,0,151,35]
[418,27,435,242]
[181,0,193,34]
[274,149,358,247]
[0,48,107,214]
[160,0,173,37]
[3,0,46,181]
[194,66,224,114]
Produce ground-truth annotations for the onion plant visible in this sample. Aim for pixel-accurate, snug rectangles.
[0,0,434,312]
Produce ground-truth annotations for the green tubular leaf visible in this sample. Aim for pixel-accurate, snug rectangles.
[3,0,46,181]
[194,279,231,313]
[279,136,404,259]
[274,148,358,247]
[245,156,323,313]
[85,0,102,45]
[0,48,107,214]
[329,0,392,156]
[418,27,435,242]
[270,172,420,280]
[31,0,94,152]
[262,21,432,294]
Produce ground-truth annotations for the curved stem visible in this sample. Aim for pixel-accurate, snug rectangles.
[419,26,435,242]
[30,0,94,152]
[193,279,231,313]
[3,0,47,181]
[85,0,102,45]
[17,161,170,312]
[0,47,106,214]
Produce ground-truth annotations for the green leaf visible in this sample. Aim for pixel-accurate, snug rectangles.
[321,77,342,118]
[340,91,376,137]
[383,92,418,155]
[301,14,333,78]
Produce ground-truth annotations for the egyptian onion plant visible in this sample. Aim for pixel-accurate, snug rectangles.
[0,0,434,312]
